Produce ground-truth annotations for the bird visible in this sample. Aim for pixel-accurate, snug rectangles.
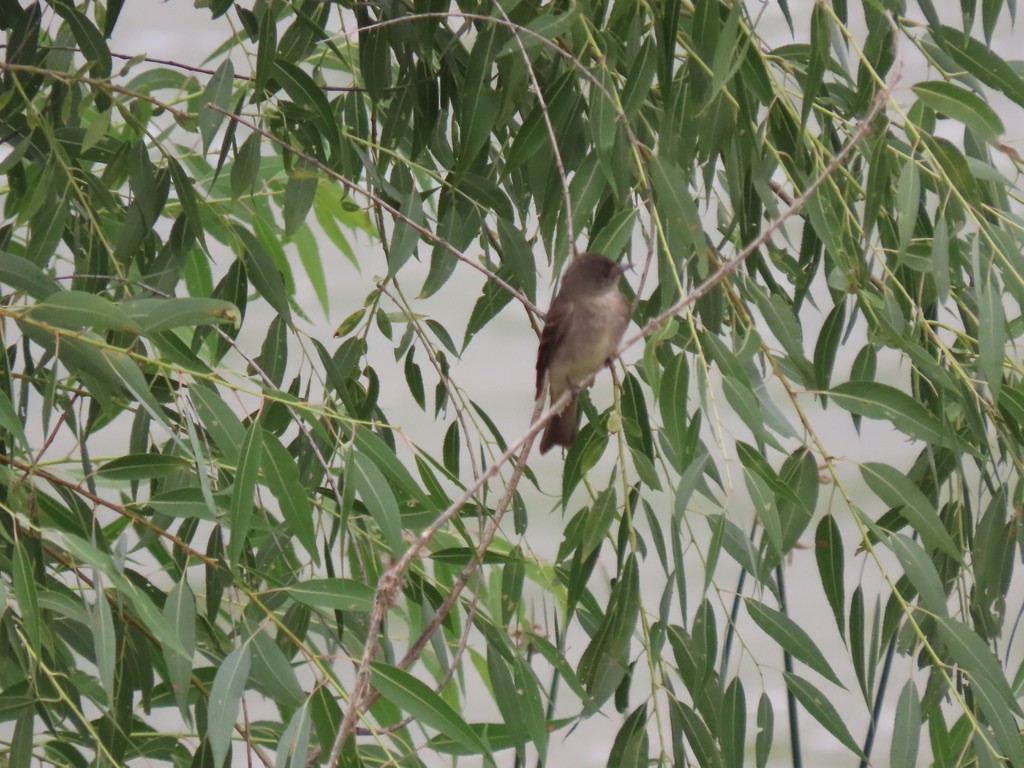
[535,252,631,454]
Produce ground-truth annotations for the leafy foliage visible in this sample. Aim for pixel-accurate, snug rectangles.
[0,1,1023,766]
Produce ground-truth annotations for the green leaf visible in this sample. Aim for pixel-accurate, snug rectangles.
[91,585,117,704]
[814,515,846,639]
[606,704,648,768]
[755,692,774,768]
[52,1,111,78]
[659,352,689,460]
[931,25,1024,108]
[228,420,263,566]
[286,579,375,612]
[783,672,865,757]
[458,25,499,168]
[721,678,746,768]
[199,59,234,154]
[370,663,494,763]
[355,427,436,510]
[12,544,40,658]
[232,224,292,321]
[578,555,640,707]
[0,250,62,299]
[896,158,920,256]
[860,462,962,560]
[0,391,28,451]
[274,60,342,154]
[30,291,138,333]
[829,381,954,449]
[208,644,252,768]
[261,433,318,562]
[350,450,403,554]
[874,528,949,618]
[96,454,191,481]
[651,157,705,260]
[498,11,576,57]
[976,273,1005,404]
[745,599,843,686]
[162,578,196,717]
[891,680,921,768]
[912,81,1004,142]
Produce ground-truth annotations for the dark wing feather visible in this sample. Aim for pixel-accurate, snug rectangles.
[535,299,574,399]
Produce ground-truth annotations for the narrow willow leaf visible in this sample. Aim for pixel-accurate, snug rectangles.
[370,663,494,762]
[755,692,773,768]
[813,302,846,393]
[248,627,303,708]
[922,134,983,208]
[863,136,891,241]
[488,650,530,759]
[912,81,1004,142]
[896,158,920,256]
[512,655,548,758]
[52,532,189,659]
[936,618,1022,716]
[815,515,846,638]
[52,1,111,77]
[746,599,843,686]
[350,450,403,554]
[12,543,41,658]
[659,352,689,460]
[274,61,342,154]
[355,427,435,510]
[286,579,375,612]
[588,208,636,261]
[96,454,191,481]
[191,384,245,465]
[163,578,196,718]
[199,59,234,154]
[581,487,618,560]
[578,555,640,707]
[802,5,829,126]
[721,678,746,768]
[261,434,317,561]
[650,157,705,259]
[931,25,1024,108]
[208,644,252,768]
[591,67,618,156]
[388,181,424,276]
[0,250,62,299]
[606,704,648,768]
[232,224,291,321]
[671,700,724,768]
[498,10,576,57]
[277,702,312,768]
[231,132,262,198]
[783,672,865,757]
[458,25,499,167]
[932,212,950,302]
[30,291,138,333]
[874,529,949,618]
[0,391,28,451]
[228,420,263,566]
[860,462,961,560]
[976,273,1005,404]
[891,680,922,768]
[91,585,116,705]
[830,381,953,448]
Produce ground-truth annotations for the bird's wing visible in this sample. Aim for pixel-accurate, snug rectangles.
[535,299,574,399]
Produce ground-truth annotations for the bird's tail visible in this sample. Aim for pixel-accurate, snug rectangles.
[539,394,577,454]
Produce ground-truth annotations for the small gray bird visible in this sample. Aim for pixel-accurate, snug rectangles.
[535,252,631,454]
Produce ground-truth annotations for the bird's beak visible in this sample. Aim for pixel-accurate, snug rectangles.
[616,262,632,275]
